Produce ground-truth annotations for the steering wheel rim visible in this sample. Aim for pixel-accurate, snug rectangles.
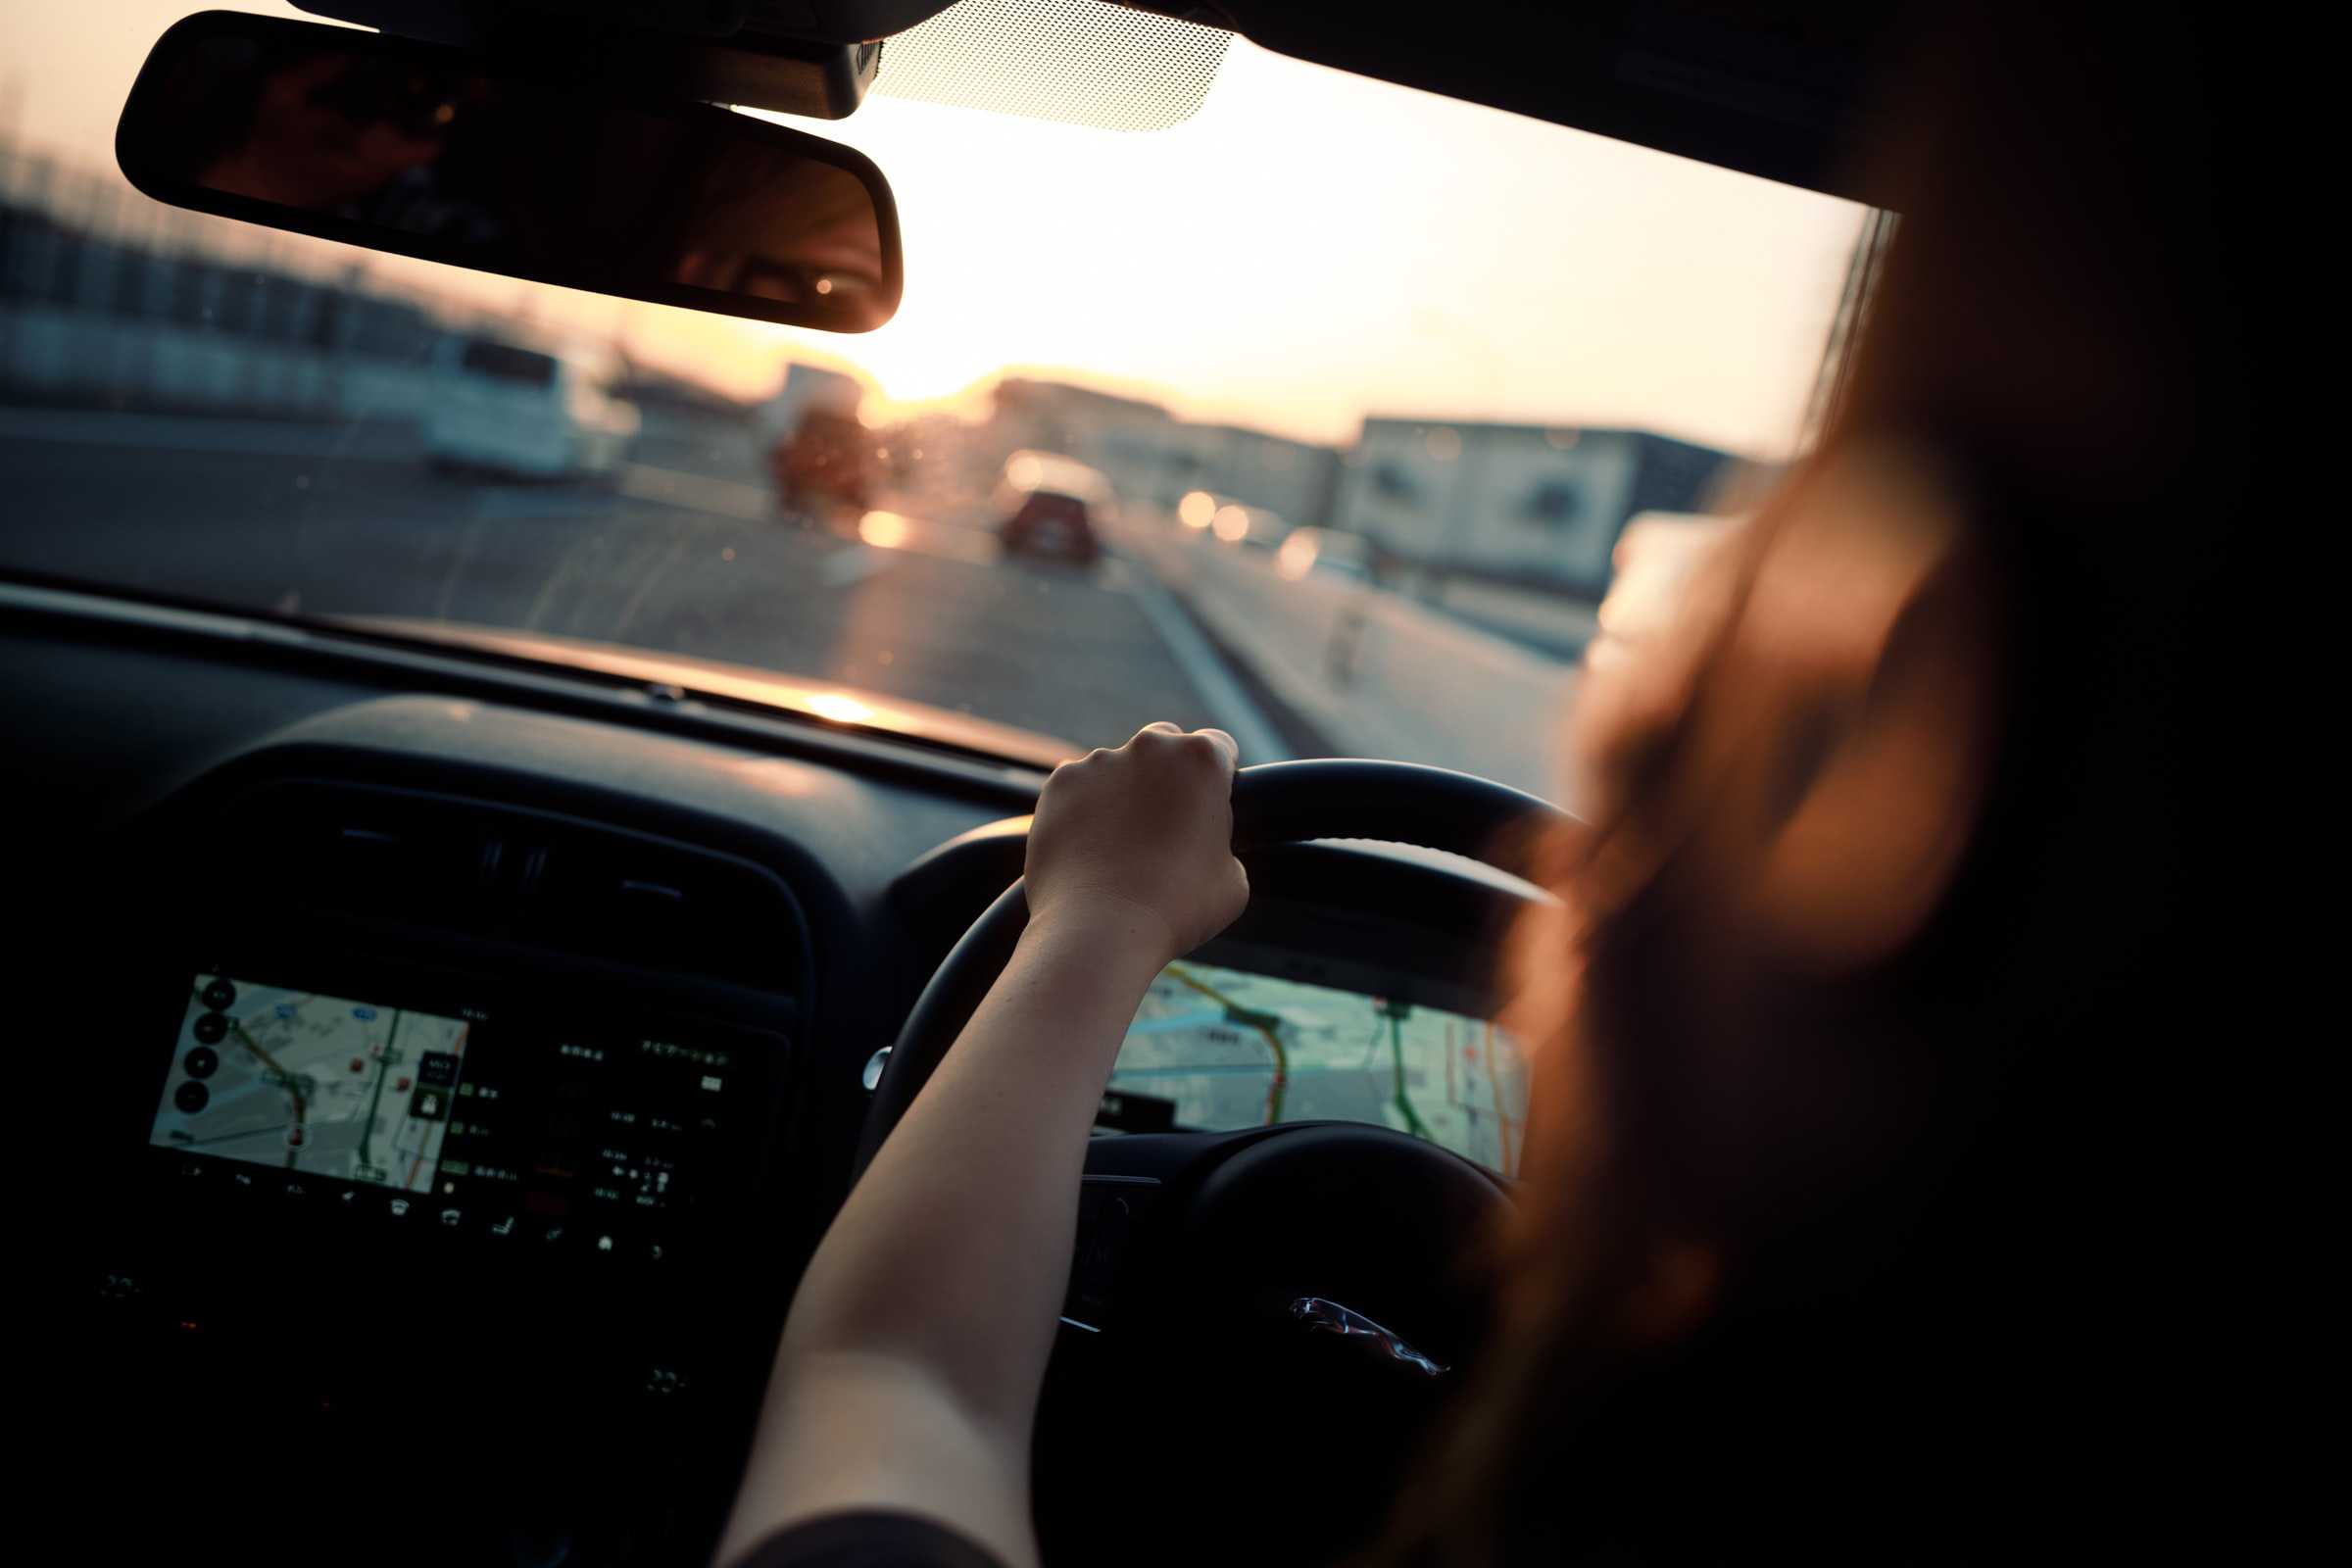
[857,758,1571,1174]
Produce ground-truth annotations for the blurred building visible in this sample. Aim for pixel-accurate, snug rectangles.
[988,377,1337,529]
[1,209,444,420]
[1,132,742,433]
[977,381,1732,618]
[1329,420,1733,599]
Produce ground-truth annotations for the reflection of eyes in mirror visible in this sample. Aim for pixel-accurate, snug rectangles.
[667,147,885,312]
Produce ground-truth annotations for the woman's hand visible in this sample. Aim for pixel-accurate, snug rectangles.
[1025,721,1250,962]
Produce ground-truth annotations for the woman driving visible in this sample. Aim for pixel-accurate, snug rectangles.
[713,1,2212,1562]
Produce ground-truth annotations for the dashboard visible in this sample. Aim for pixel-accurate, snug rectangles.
[7,584,1537,1568]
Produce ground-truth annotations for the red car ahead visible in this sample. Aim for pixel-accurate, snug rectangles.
[999,487,1101,566]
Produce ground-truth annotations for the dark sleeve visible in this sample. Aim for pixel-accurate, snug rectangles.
[735,1510,1010,1568]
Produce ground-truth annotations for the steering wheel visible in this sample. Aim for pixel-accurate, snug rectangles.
[859,758,1569,1162]
[859,759,1572,1567]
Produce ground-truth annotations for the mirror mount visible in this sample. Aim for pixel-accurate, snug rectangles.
[292,0,959,119]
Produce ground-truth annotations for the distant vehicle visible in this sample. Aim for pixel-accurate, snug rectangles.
[761,363,874,525]
[758,363,866,448]
[1274,526,1376,583]
[997,451,1110,566]
[772,408,876,522]
[419,334,639,481]
[1001,490,1100,565]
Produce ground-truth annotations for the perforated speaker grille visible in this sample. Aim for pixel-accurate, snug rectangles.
[872,0,1234,133]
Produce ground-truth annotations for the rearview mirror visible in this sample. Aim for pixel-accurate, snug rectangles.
[115,11,903,332]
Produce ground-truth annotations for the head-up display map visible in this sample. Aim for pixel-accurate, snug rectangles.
[1108,962,1528,1174]
[149,974,470,1191]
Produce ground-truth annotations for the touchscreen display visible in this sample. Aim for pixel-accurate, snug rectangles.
[148,969,745,1267]
[151,975,469,1189]
[1108,962,1529,1174]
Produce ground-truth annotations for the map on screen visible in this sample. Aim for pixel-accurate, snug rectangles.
[1109,962,1528,1173]
[149,974,470,1191]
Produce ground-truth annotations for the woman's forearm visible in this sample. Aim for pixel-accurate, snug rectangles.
[716,903,1173,1567]
[716,723,1246,1568]
[780,905,1167,1406]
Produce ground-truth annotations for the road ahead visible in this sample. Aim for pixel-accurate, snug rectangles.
[0,406,1228,752]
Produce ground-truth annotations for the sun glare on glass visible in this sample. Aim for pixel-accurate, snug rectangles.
[807,693,876,723]
[858,511,913,549]
[1274,531,1319,579]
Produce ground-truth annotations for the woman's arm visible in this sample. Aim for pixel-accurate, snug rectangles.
[715,723,1249,1568]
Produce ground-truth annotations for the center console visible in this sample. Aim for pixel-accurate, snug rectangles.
[63,767,817,1568]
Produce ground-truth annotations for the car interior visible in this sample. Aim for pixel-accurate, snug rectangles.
[7,3,1946,1565]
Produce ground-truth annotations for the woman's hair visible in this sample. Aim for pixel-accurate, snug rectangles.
[1384,3,2227,1559]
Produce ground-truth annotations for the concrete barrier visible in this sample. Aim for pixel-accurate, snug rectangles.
[0,303,430,422]
[1107,511,1579,800]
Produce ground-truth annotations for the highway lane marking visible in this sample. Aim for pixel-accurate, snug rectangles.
[469,486,623,521]
[608,527,710,644]
[1123,563,1294,766]
[856,510,1002,568]
[614,464,771,522]
[818,545,892,588]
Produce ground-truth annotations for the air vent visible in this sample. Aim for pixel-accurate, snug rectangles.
[206,780,804,991]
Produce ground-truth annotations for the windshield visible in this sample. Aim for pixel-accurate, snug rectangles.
[0,1,1868,799]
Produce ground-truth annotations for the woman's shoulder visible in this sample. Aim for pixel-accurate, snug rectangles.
[735,1510,1010,1568]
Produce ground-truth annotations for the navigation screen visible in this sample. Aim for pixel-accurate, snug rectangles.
[149,975,470,1191]
[143,963,754,1270]
[1108,963,1529,1174]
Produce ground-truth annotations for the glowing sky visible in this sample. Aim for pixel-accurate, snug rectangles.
[0,1,1867,454]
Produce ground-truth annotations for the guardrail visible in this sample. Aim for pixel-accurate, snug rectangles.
[1106,512,1580,801]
